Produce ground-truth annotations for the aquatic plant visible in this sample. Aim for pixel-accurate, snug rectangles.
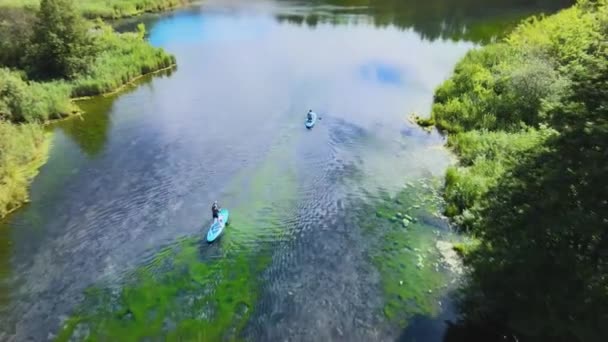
[362,180,463,325]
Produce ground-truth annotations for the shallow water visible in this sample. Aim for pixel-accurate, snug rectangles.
[0,0,572,340]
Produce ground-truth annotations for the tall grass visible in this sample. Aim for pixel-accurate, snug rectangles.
[0,2,177,217]
[0,121,48,218]
[71,23,176,97]
[0,23,175,121]
[80,0,190,19]
[0,68,76,123]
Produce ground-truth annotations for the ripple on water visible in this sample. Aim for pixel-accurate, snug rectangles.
[243,120,396,341]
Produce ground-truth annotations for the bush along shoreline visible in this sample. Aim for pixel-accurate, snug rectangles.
[420,0,608,341]
[0,0,195,20]
[0,0,177,218]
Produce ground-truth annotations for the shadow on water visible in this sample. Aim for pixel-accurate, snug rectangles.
[58,99,113,157]
[53,68,176,158]
[113,0,574,45]
[0,223,10,309]
[275,0,574,43]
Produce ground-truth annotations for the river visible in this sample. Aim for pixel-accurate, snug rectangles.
[0,0,572,341]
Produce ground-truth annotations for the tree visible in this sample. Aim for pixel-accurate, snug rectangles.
[0,8,35,69]
[454,5,608,339]
[27,0,96,79]
[439,2,608,340]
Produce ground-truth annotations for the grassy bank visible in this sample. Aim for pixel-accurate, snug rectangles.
[0,0,177,219]
[0,122,50,218]
[70,22,176,97]
[423,0,608,340]
[0,0,193,19]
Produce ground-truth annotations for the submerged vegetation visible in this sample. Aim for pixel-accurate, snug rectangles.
[361,179,463,325]
[56,135,298,341]
[424,0,608,340]
[0,0,176,218]
[56,239,267,341]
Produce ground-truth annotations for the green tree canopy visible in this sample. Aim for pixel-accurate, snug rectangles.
[27,0,96,79]
[438,1,608,340]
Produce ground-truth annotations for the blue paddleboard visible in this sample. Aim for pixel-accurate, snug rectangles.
[305,112,317,128]
[206,208,229,242]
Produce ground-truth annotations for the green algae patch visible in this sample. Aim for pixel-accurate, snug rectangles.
[56,130,300,341]
[56,195,290,341]
[56,239,266,341]
[375,223,448,323]
[452,237,480,258]
[361,179,462,326]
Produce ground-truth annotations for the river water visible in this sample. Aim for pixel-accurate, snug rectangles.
[0,0,572,341]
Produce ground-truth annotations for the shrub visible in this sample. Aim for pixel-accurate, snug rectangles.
[0,68,74,122]
[0,120,47,217]
[71,23,175,97]
[26,0,96,79]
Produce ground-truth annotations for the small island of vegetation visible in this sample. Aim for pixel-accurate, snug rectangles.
[0,0,180,218]
[420,0,607,340]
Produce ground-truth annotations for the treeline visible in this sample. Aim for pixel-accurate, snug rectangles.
[0,0,191,19]
[0,0,177,217]
[275,0,573,43]
[422,0,607,340]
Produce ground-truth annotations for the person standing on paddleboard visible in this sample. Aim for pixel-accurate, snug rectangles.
[212,201,220,223]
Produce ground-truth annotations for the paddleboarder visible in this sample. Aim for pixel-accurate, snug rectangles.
[212,201,220,223]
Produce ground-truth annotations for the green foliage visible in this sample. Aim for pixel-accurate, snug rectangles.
[443,128,554,228]
[70,23,175,97]
[0,8,34,68]
[413,114,435,127]
[0,121,48,218]
[78,0,188,19]
[27,0,97,80]
[0,1,177,218]
[462,127,608,341]
[0,68,75,122]
[432,42,569,133]
[434,1,608,340]
[0,0,191,19]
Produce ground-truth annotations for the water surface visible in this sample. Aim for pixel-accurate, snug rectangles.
[0,0,572,340]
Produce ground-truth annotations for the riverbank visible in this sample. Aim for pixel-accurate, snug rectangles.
[0,0,196,19]
[0,123,50,218]
[420,0,607,340]
[0,1,178,219]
